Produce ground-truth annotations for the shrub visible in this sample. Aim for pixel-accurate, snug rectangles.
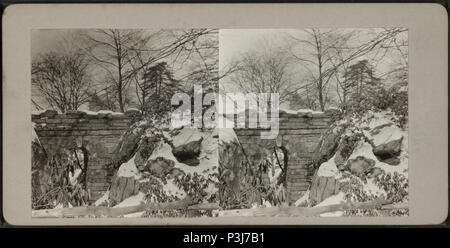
[340,170,408,217]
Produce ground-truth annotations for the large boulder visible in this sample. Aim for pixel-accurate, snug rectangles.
[312,127,343,168]
[111,122,147,169]
[371,125,403,163]
[345,156,375,176]
[172,137,203,166]
[373,138,403,158]
[109,147,143,206]
[380,157,401,166]
[309,175,340,205]
[109,175,140,206]
[143,157,175,177]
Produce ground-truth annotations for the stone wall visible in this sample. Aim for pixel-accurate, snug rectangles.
[32,109,137,201]
[33,108,332,204]
[233,110,332,203]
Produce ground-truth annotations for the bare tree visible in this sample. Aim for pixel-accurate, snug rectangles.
[229,43,302,104]
[289,28,407,111]
[32,51,91,113]
[169,29,220,93]
[288,29,353,111]
[84,29,221,112]
[84,29,151,112]
[288,82,319,110]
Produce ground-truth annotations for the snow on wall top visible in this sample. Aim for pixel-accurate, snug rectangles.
[32,109,140,119]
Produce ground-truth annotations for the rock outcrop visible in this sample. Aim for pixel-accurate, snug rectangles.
[172,137,203,166]
[111,122,148,169]
[307,111,408,212]
[109,175,140,205]
[105,124,219,212]
[143,157,175,177]
[309,174,340,204]
[370,124,403,165]
[345,156,376,176]
[312,126,345,168]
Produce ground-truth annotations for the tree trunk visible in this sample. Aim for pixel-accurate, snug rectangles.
[118,72,124,112]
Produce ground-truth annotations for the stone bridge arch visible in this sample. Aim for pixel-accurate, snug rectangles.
[233,110,333,203]
[33,109,333,204]
[32,109,137,201]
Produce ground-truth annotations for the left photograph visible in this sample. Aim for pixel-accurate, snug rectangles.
[31,29,220,218]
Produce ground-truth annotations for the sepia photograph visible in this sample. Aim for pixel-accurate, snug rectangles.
[31,28,221,217]
[1,2,447,228]
[217,28,408,217]
[30,27,409,218]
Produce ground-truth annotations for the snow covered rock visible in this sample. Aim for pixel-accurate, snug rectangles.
[315,192,346,217]
[108,125,219,214]
[310,175,340,204]
[109,155,141,206]
[143,157,175,177]
[373,138,402,159]
[312,126,344,168]
[111,121,148,169]
[370,124,404,165]
[310,153,341,204]
[172,137,203,166]
[379,157,401,166]
[345,156,376,176]
[334,134,361,169]
[294,190,310,207]
[305,110,409,215]
[94,191,110,206]
[109,175,140,206]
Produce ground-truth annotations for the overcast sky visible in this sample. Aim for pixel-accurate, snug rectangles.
[218,28,407,81]
[31,28,407,111]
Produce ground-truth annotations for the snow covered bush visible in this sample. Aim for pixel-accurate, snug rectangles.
[388,82,408,128]
[32,145,90,209]
[342,79,408,129]
[218,128,287,210]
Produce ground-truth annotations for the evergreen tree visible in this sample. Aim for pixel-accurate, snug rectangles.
[138,62,180,116]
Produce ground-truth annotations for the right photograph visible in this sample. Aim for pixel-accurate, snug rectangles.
[218,28,409,217]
